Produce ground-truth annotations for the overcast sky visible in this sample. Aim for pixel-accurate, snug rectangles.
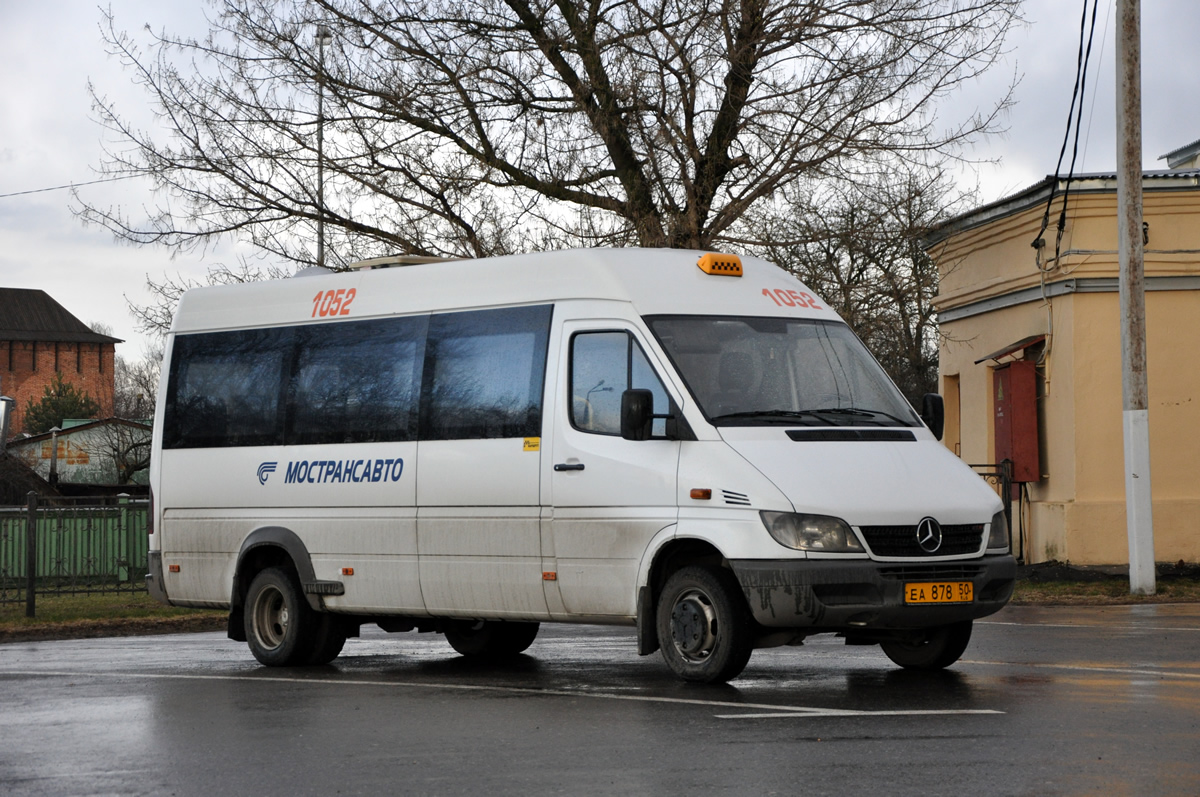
[2,0,1199,361]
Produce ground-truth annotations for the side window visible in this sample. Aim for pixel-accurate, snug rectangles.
[288,316,427,445]
[163,327,292,449]
[420,305,553,440]
[571,331,670,436]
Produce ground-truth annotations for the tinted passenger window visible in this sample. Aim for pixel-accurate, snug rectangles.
[164,328,292,448]
[571,331,670,436]
[288,316,427,444]
[420,305,552,440]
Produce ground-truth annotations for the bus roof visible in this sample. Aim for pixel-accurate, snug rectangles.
[170,248,842,334]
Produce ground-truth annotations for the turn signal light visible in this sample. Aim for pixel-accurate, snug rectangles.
[690,488,712,500]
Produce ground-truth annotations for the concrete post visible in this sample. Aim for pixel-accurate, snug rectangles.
[1116,0,1155,595]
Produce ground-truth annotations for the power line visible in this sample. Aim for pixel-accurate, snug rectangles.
[0,175,137,200]
[1032,0,1102,268]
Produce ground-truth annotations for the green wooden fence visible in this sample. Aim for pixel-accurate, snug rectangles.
[0,494,149,606]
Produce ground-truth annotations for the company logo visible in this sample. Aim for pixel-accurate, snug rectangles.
[915,517,943,553]
[257,457,404,486]
[257,462,278,485]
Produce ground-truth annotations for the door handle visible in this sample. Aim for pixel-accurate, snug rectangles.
[554,463,585,471]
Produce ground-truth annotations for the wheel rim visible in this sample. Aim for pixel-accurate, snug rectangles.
[252,584,288,650]
[670,588,718,662]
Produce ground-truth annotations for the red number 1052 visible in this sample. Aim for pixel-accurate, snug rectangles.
[763,288,822,309]
[312,288,357,318]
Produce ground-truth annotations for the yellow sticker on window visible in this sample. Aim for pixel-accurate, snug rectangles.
[523,437,541,452]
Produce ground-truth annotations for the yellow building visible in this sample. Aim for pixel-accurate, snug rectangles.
[926,168,1200,566]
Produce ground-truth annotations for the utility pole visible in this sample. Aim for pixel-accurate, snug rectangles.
[1115,0,1155,595]
[315,25,332,270]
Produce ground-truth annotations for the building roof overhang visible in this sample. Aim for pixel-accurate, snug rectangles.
[974,334,1047,365]
[925,169,1200,249]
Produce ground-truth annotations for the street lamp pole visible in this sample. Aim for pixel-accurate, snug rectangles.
[315,25,333,270]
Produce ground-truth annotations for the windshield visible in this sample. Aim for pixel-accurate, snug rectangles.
[646,316,921,427]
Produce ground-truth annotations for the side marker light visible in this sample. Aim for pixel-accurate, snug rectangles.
[690,488,712,500]
[542,571,557,581]
[341,567,355,576]
[168,564,180,573]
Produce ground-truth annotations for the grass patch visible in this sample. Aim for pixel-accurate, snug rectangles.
[0,591,224,642]
[1011,578,1200,605]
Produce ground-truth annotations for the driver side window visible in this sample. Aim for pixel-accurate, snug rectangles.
[570,331,669,436]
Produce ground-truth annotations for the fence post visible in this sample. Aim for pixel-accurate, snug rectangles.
[117,493,130,585]
[25,491,37,618]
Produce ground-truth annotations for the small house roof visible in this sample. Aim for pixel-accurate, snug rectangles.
[0,288,123,344]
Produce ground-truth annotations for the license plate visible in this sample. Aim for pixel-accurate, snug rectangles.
[904,581,973,604]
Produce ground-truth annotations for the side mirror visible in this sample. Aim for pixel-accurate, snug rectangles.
[921,393,945,441]
[620,389,654,441]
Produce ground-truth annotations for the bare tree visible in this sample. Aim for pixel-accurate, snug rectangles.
[79,420,153,485]
[79,0,1019,267]
[113,345,163,420]
[93,321,165,412]
[740,162,969,405]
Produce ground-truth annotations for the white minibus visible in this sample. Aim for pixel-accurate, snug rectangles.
[147,248,1015,682]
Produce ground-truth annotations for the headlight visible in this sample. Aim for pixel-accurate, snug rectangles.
[760,512,864,553]
[987,510,1010,551]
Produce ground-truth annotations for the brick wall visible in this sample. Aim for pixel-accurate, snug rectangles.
[2,340,116,436]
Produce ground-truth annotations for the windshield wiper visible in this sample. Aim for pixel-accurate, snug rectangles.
[805,407,916,426]
[709,410,839,426]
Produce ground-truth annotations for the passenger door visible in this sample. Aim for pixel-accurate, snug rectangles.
[416,305,553,620]
[548,323,681,617]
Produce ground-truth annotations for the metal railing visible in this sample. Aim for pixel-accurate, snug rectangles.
[0,492,150,614]
[970,460,1019,563]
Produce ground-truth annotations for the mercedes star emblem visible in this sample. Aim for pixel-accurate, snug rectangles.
[916,517,943,553]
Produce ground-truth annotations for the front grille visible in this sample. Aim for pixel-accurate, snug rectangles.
[858,523,984,557]
[877,564,987,581]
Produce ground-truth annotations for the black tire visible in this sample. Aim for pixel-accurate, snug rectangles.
[305,614,348,666]
[656,565,754,683]
[443,620,540,659]
[244,567,317,667]
[880,620,974,670]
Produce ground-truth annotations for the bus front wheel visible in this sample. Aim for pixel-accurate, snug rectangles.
[880,620,973,670]
[656,565,754,683]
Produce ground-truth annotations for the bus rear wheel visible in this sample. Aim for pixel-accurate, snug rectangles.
[245,567,317,667]
[443,620,539,660]
[880,620,973,670]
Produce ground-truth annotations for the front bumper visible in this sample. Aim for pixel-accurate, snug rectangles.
[730,555,1016,630]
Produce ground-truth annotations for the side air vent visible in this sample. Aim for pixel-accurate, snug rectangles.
[722,490,751,506]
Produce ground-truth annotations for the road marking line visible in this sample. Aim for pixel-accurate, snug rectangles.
[716,709,1003,720]
[979,621,1200,633]
[0,669,1004,718]
[962,661,1200,680]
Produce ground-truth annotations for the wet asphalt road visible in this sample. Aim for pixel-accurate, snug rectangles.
[2,604,1199,796]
